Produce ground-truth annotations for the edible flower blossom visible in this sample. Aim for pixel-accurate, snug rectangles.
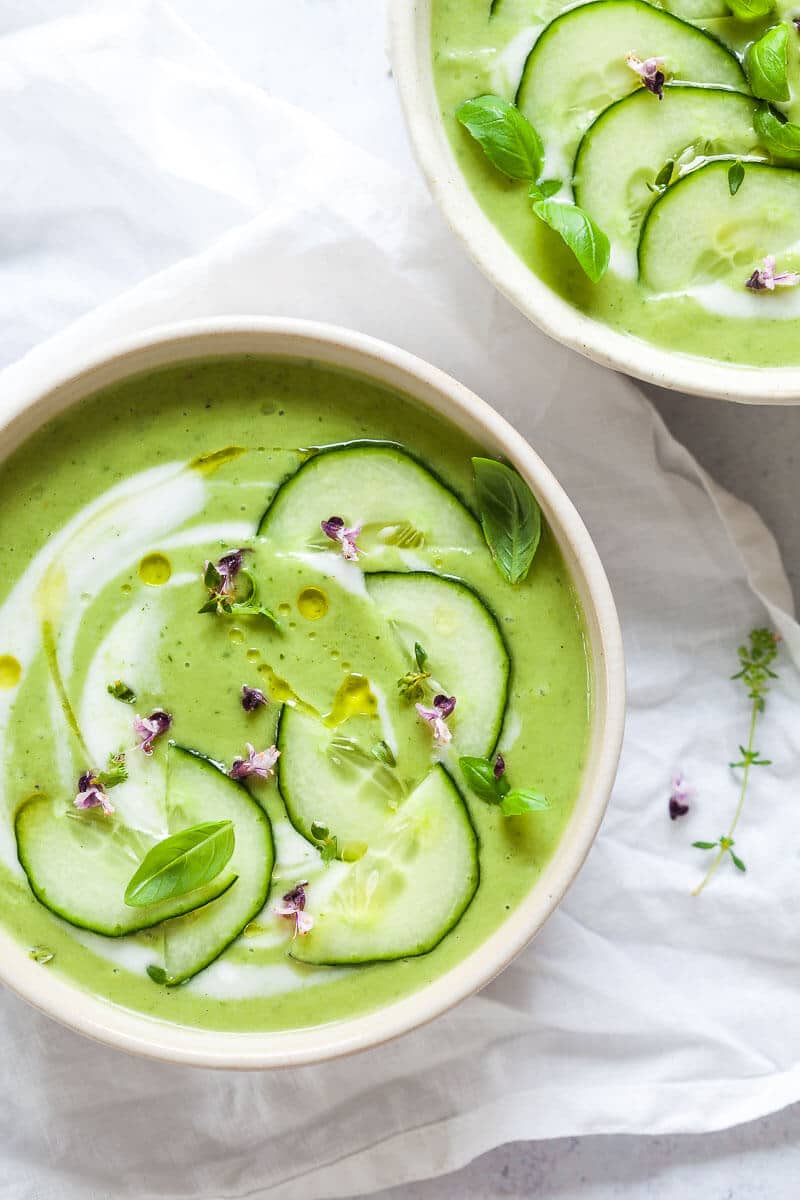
[216,548,250,596]
[74,771,115,816]
[241,685,268,712]
[493,753,506,780]
[273,881,314,937]
[415,694,457,745]
[134,710,172,755]
[321,516,363,562]
[745,255,800,293]
[669,772,693,821]
[230,742,280,781]
[625,52,666,100]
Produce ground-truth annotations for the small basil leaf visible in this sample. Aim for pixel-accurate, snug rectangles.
[648,158,675,194]
[459,756,503,804]
[204,561,222,589]
[747,23,789,102]
[501,788,549,816]
[724,0,775,18]
[472,457,542,584]
[124,820,235,907]
[754,104,800,161]
[728,160,745,196]
[529,178,562,201]
[532,199,610,282]
[107,680,136,704]
[372,739,397,767]
[692,840,718,850]
[414,641,428,670]
[456,94,544,181]
[146,965,168,984]
[730,850,747,872]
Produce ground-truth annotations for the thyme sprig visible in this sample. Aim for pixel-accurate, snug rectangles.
[692,628,780,895]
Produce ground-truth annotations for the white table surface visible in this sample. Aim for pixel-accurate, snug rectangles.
[10,1,800,1194]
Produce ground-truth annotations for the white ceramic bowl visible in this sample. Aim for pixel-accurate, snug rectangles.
[390,0,800,405]
[0,318,625,1067]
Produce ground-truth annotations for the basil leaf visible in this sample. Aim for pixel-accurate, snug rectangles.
[372,739,397,767]
[728,160,745,196]
[456,94,544,181]
[459,756,503,803]
[124,820,235,907]
[501,788,549,816]
[414,641,428,671]
[529,178,562,201]
[472,457,542,584]
[693,840,718,850]
[747,23,789,102]
[724,0,774,18]
[647,159,675,193]
[146,965,168,984]
[754,104,800,161]
[107,679,136,704]
[730,850,747,872]
[532,199,610,282]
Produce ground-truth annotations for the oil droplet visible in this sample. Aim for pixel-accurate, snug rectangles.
[228,627,245,644]
[257,664,318,717]
[246,648,260,663]
[0,655,22,689]
[341,661,351,671]
[297,586,328,621]
[278,602,292,616]
[121,582,132,595]
[138,552,172,587]
[325,673,378,727]
[342,841,368,863]
[330,649,340,659]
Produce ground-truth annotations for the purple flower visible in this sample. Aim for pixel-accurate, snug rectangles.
[230,742,280,781]
[625,52,666,99]
[669,772,693,820]
[74,771,115,816]
[216,548,250,596]
[321,516,363,562]
[415,694,457,745]
[273,881,314,937]
[493,753,506,780]
[134,710,172,755]
[745,255,800,292]
[241,685,268,713]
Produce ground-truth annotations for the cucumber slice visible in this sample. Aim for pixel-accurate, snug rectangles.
[291,765,478,965]
[638,159,800,291]
[574,87,762,266]
[277,705,408,852]
[258,443,484,570]
[365,571,509,758]
[155,746,274,985]
[516,0,746,170]
[15,798,236,937]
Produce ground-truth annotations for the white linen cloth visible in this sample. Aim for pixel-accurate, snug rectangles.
[1,4,799,1198]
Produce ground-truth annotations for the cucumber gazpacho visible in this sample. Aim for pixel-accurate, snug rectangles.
[433,0,800,366]
[0,357,590,1032]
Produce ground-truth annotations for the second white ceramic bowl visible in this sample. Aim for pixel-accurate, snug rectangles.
[390,0,800,405]
[0,318,624,1067]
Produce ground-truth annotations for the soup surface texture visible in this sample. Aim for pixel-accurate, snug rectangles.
[0,357,590,1031]
[432,0,800,366]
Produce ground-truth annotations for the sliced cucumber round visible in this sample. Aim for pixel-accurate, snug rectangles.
[365,571,509,758]
[574,87,762,267]
[258,443,484,570]
[153,746,274,985]
[639,159,800,291]
[516,0,746,171]
[277,705,407,851]
[290,765,478,965]
[15,797,237,937]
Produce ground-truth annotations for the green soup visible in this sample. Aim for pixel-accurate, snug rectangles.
[0,356,590,1032]
[432,0,800,367]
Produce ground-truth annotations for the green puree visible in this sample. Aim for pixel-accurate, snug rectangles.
[0,357,589,1032]
[432,0,800,367]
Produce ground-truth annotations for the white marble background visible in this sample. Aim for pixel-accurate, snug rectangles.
[2,1,799,1195]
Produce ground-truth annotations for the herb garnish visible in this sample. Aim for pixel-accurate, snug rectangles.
[625,52,667,100]
[745,255,800,292]
[372,739,397,767]
[669,773,692,820]
[728,161,745,196]
[398,642,432,701]
[229,743,280,781]
[746,23,789,102]
[416,694,457,745]
[73,764,122,816]
[200,550,279,626]
[455,94,610,281]
[274,881,314,937]
[134,711,172,755]
[107,680,136,704]
[124,820,235,907]
[724,0,776,20]
[459,753,549,816]
[692,629,780,895]
[321,516,363,562]
[311,821,339,864]
[241,684,268,712]
[753,105,800,163]
[472,457,542,584]
[29,946,54,965]
[647,159,675,195]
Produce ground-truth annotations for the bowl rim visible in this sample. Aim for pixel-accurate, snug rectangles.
[389,0,800,405]
[0,316,625,1068]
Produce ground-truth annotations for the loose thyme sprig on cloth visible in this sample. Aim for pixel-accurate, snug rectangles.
[692,628,780,895]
